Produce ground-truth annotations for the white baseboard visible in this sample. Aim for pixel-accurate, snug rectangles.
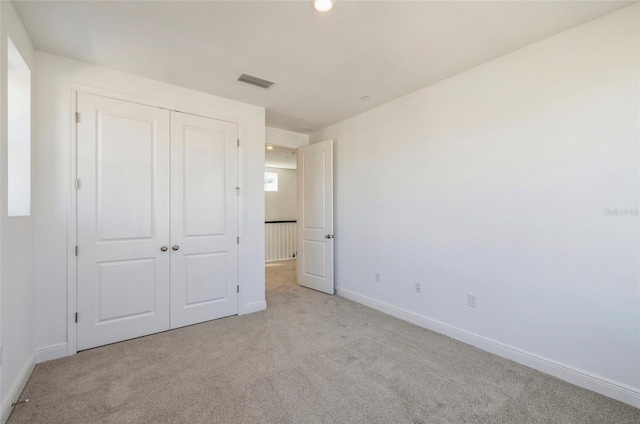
[239,300,267,315]
[265,258,296,264]
[1,352,36,424]
[35,343,68,364]
[337,287,640,409]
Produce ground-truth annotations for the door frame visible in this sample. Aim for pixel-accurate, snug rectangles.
[67,84,244,356]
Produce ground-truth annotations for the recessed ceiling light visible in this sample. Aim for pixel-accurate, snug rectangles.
[266,145,274,150]
[361,95,370,101]
[313,0,333,12]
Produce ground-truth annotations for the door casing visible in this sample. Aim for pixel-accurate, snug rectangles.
[67,84,244,356]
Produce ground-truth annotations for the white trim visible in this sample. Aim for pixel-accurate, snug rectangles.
[236,118,244,325]
[69,83,245,125]
[35,343,68,364]
[67,83,78,356]
[1,352,35,424]
[265,258,296,264]
[68,84,246,355]
[239,300,267,315]
[265,127,309,149]
[337,287,640,409]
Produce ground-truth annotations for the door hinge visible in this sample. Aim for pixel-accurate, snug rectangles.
[75,112,80,123]
[237,138,240,147]
[75,312,78,323]
[237,285,239,293]
[75,246,78,256]
[75,179,80,190]
[237,236,240,244]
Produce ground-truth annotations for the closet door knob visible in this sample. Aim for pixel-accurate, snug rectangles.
[172,245,180,251]
[160,246,168,252]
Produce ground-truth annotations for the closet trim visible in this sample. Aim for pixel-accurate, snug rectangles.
[67,83,245,356]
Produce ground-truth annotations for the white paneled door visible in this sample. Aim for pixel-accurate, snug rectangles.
[170,112,238,329]
[76,93,238,351]
[76,93,172,350]
[297,140,334,294]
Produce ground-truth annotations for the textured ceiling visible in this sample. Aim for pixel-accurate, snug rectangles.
[13,0,634,133]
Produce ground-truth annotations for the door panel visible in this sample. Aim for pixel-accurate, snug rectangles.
[184,252,228,305]
[97,259,156,322]
[170,111,238,328]
[302,151,326,229]
[183,126,227,236]
[97,114,155,241]
[298,140,334,294]
[77,93,171,351]
[302,240,326,278]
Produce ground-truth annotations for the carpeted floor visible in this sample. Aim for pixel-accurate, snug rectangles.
[9,259,639,423]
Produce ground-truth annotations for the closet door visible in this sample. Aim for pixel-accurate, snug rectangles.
[76,93,171,351]
[170,112,239,328]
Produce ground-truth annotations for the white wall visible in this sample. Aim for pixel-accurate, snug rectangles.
[310,5,639,406]
[266,126,308,149]
[32,52,266,359]
[264,127,303,222]
[265,167,297,221]
[0,1,35,421]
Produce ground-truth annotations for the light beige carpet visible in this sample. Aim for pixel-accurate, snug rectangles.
[9,260,640,423]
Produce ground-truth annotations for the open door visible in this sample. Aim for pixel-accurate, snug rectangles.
[297,140,334,294]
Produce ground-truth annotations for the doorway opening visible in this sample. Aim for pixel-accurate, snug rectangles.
[264,144,298,277]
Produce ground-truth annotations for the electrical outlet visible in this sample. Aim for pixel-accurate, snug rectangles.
[415,282,422,293]
[468,293,477,308]
[375,272,381,282]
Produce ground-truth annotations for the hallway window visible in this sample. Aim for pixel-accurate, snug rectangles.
[265,172,278,192]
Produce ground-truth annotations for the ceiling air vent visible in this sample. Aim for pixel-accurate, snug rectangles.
[237,73,275,90]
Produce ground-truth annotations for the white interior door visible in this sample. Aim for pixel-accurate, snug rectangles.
[297,140,334,294]
[76,93,171,351]
[170,112,239,328]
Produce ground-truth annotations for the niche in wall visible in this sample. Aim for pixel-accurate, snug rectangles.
[7,37,31,217]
